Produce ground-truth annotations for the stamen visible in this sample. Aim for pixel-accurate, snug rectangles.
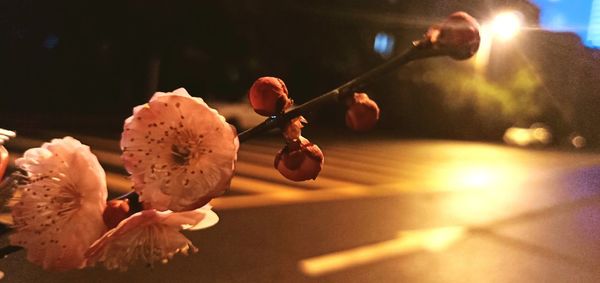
[171,144,191,165]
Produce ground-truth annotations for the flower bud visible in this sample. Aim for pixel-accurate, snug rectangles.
[103,199,130,229]
[0,146,8,180]
[274,137,324,181]
[248,77,293,116]
[345,93,380,132]
[417,11,480,60]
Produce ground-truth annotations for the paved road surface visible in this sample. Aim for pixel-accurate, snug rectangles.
[1,132,600,282]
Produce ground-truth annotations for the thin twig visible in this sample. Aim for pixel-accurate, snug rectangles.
[238,45,445,142]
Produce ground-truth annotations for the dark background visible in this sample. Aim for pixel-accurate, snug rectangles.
[1,0,599,145]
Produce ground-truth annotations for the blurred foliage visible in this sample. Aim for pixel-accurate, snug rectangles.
[418,59,544,124]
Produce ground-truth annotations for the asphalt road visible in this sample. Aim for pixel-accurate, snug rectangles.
[2,133,600,282]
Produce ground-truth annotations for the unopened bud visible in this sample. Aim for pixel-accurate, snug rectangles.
[417,11,480,60]
[274,137,324,181]
[248,77,293,116]
[103,199,130,229]
[0,146,8,181]
[345,93,380,132]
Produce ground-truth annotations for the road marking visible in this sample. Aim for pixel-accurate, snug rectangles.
[106,172,132,193]
[3,145,539,211]
[8,134,600,212]
[239,147,402,184]
[298,226,466,277]
[94,144,350,190]
[106,169,305,195]
[230,176,304,194]
[210,181,478,210]
[7,136,346,192]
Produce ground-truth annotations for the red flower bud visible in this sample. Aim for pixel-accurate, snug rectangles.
[248,77,293,116]
[0,146,8,181]
[103,199,130,229]
[417,11,480,60]
[274,137,324,181]
[345,93,380,132]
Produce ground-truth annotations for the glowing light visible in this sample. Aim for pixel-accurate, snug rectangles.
[532,127,552,144]
[438,164,516,191]
[570,133,587,149]
[455,168,496,188]
[298,226,465,277]
[491,11,523,40]
[503,124,552,147]
[373,32,395,58]
[503,127,533,146]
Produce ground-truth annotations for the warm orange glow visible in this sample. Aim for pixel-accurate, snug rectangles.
[504,127,534,146]
[503,125,552,147]
[454,167,496,188]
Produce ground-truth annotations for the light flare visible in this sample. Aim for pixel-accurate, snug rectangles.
[491,11,523,41]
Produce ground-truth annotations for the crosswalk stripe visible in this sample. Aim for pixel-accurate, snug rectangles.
[242,140,443,178]
[230,176,304,194]
[7,132,600,212]
[33,131,430,180]
[95,145,356,190]
[211,180,463,210]
[235,161,355,188]
[5,136,350,196]
[106,172,132,193]
[238,150,399,185]
[243,139,417,166]
[25,130,594,172]
[105,172,303,195]
[17,133,367,188]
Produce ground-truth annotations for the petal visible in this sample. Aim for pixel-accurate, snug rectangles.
[10,137,107,271]
[121,89,238,211]
[85,209,202,271]
[184,205,219,231]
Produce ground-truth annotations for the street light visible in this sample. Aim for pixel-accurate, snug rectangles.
[474,10,523,70]
[491,11,523,41]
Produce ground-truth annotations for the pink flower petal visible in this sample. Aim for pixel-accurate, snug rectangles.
[85,208,212,270]
[183,204,219,230]
[10,137,107,271]
[121,88,239,211]
[0,146,8,180]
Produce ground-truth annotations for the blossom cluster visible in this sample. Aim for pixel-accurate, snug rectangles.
[5,89,234,271]
[0,10,481,273]
[1,81,381,271]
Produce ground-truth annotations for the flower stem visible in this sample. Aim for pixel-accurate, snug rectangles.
[237,44,446,143]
